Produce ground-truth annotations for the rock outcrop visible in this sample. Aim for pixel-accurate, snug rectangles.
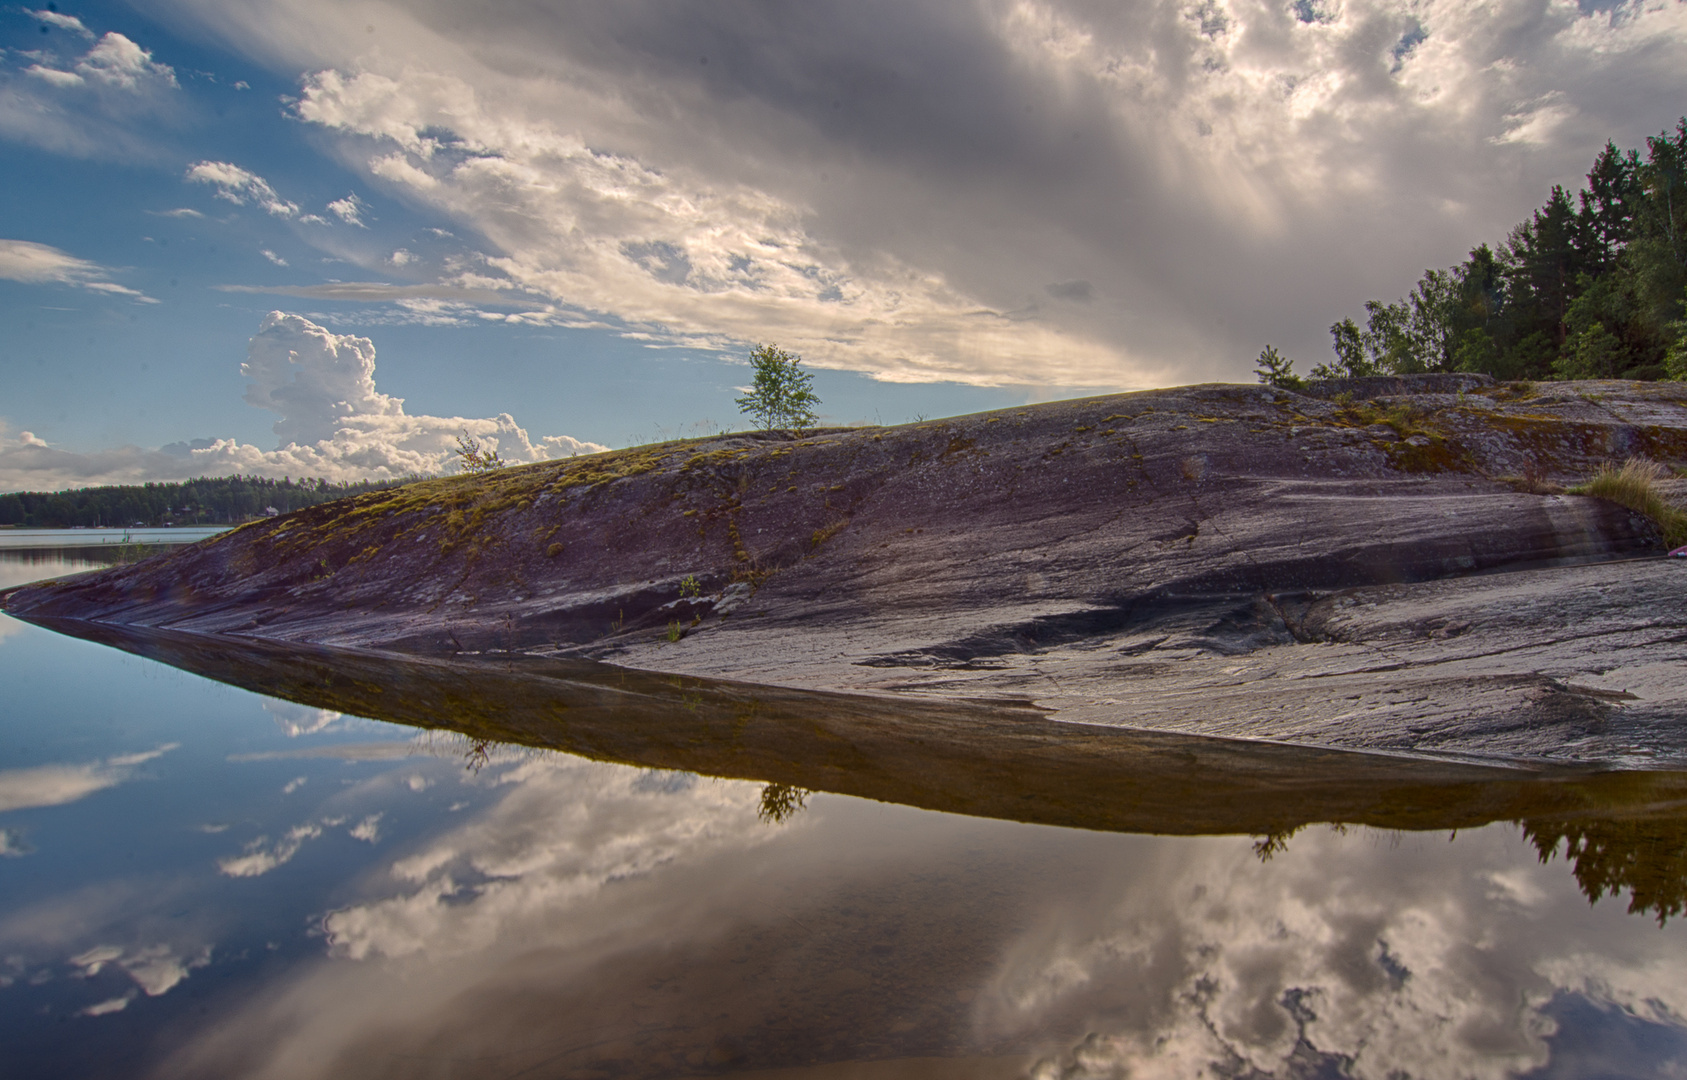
[7,375,1687,765]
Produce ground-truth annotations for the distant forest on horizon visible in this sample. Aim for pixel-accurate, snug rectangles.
[1304,117,1687,383]
[0,475,410,529]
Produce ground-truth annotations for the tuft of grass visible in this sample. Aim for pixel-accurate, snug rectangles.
[1571,458,1687,547]
[666,620,683,643]
[810,518,848,551]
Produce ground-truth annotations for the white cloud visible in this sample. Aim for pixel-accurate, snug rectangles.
[26,65,84,88]
[0,745,176,813]
[261,248,289,266]
[218,822,324,877]
[349,814,382,843]
[0,238,155,301]
[0,27,179,160]
[80,994,132,1016]
[0,311,605,491]
[17,31,176,93]
[282,776,307,794]
[185,160,300,218]
[73,32,179,92]
[326,193,368,226]
[0,828,31,857]
[25,9,96,38]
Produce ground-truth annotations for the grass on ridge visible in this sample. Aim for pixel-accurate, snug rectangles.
[1572,458,1687,548]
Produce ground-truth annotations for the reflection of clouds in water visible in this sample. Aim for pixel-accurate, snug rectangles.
[262,700,342,737]
[71,942,213,999]
[162,758,776,1078]
[0,827,31,856]
[0,744,177,813]
[348,814,382,843]
[1001,829,1687,1080]
[0,612,24,644]
[322,757,767,962]
[217,823,324,878]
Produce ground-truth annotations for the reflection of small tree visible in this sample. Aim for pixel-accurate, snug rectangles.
[757,782,810,824]
[735,344,820,432]
[454,430,506,474]
[1251,826,1302,861]
[462,738,494,773]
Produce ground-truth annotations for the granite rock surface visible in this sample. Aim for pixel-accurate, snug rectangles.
[7,375,1687,766]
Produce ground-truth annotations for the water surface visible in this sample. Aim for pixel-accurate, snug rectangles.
[3,555,1687,1079]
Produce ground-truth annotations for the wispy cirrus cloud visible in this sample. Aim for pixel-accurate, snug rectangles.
[0,238,156,301]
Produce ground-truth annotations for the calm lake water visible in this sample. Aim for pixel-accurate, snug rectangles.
[3,551,1687,1079]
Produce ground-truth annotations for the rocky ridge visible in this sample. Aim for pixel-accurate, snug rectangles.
[7,374,1687,766]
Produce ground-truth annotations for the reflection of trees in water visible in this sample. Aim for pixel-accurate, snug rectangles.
[1524,816,1687,925]
[758,783,810,825]
[1256,815,1687,925]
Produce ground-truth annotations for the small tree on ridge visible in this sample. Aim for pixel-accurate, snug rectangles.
[736,344,820,432]
[454,430,506,474]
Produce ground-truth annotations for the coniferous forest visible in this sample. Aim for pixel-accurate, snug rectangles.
[1316,118,1687,382]
[0,475,410,529]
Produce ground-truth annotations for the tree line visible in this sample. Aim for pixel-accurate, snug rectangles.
[1279,118,1687,384]
[0,475,412,529]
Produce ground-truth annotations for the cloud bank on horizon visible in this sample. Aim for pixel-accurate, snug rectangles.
[0,312,605,491]
[146,0,1687,386]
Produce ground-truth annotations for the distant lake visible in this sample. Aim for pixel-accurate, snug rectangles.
[0,526,229,549]
[0,531,227,591]
[2,554,1686,1079]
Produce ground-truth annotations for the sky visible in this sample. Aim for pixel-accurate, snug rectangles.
[1,0,1685,490]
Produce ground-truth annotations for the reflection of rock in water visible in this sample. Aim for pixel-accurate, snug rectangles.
[1526,815,1687,924]
[22,616,1687,926]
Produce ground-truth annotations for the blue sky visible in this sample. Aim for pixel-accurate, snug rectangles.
[2,0,1685,489]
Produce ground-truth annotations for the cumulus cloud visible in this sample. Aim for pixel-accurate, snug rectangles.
[0,238,155,301]
[0,24,179,159]
[0,311,605,491]
[148,0,1687,386]
[0,745,177,813]
[185,161,300,218]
